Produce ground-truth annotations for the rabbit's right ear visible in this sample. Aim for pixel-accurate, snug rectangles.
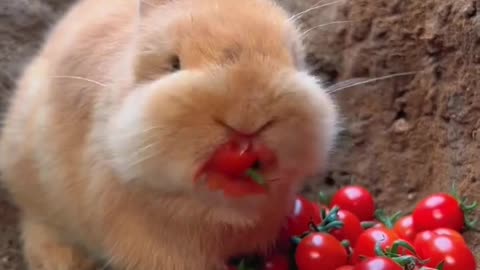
[138,0,152,17]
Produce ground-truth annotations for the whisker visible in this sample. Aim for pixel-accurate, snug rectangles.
[288,0,335,21]
[99,257,114,270]
[288,0,344,23]
[121,126,165,137]
[51,75,107,87]
[326,77,371,90]
[327,71,418,94]
[130,141,160,160]
[127,151,161,168]
[300,20,351,39]
[267,178,282,183]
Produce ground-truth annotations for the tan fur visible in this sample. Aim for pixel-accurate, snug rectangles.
[0,0,338,269]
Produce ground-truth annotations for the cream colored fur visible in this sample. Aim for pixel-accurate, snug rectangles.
[0,0,338,269]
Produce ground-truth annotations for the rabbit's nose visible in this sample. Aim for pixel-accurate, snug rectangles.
[215,118,276,138]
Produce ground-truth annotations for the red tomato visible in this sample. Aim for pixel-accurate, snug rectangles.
[285,196,322,237]
[208,139,258,177]
[295,232,348,270]
[414,230,436,257]
[336,266,355,270]
[352,227,402,262]
[330,209,363,246]
[393,215,416,242]
[412,193,464,232]
[414,228,466,260]
[353,257,403,270]
[264,254,290,270]
[203,171,267,198]
[420,234,476,270]
[330,186,375,221]
[431,228,465,243]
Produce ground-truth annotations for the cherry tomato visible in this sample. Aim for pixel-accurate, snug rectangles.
[336,266,355,270]
[330,186,375,221]
[203,171,267,198]
[412,193,464,232]
[285,196,323,237]
[413,228,466,260]
[431,228,465,243]
[352,227,401,262]
[295,232,348,270]
[264,254,290,270]
[421,234,476,270]
[208,138,258,177]
[330,209,363,246]
[393,215,416,242]
[353,257,403,270]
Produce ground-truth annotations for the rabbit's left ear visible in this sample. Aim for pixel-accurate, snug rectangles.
[138,0,159,16]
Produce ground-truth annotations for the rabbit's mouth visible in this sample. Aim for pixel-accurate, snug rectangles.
[194,135,278,198]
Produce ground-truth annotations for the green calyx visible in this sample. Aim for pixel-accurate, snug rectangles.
[374,240,423,269]
[291,206,345,246]
[236,259,257,270]
[450,182,479,232]
[416,262,445,270]
[245,169,266,187]
[374,209,403,229]
[361,221,378,230]
[318,191,332,206]
[312,206,344,233]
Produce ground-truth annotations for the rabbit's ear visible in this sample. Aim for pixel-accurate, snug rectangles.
[138,0,168,16]
[138,0,150,17]
[138,0,161,16]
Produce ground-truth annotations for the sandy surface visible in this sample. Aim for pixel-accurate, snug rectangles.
[0,0,479,269]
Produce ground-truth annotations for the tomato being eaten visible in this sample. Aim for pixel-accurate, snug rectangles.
[207,137,258,177]
[198,136,276,198]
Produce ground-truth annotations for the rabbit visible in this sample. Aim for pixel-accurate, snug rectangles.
[0,0,339,269]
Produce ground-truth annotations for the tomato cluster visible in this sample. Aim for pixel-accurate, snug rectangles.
[227,185,478,270]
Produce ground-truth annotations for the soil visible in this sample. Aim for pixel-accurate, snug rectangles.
[0,0,479,269]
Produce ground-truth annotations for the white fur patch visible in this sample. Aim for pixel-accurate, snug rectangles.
[107,85,151,182]
[293,71,339,154]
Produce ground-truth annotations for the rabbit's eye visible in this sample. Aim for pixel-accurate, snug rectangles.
[170,55,181,71]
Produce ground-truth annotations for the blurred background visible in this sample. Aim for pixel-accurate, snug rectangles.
[0,0,479,269]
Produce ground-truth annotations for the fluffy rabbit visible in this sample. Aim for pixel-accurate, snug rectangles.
[0,0,338,269]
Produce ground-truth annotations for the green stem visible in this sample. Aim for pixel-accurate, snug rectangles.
[374,209,403,229]
[314,206,344,233]
[318,191,331,206]
[390,240,417,256]
[361,221,378,230]
[449,182,479,232]
[245,169,266,186]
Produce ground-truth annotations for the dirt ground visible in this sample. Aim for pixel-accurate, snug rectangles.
[0,0,479,269]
